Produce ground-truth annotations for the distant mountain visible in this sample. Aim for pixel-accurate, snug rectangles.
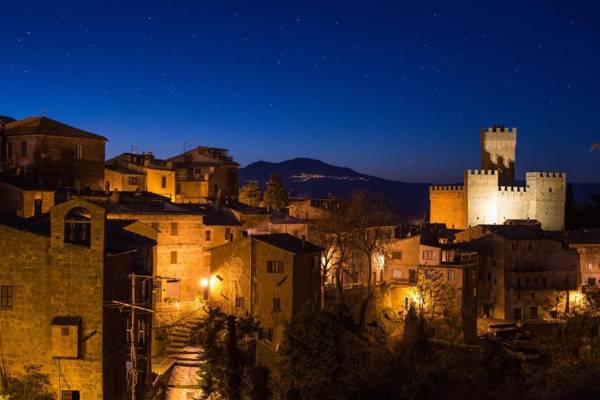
[238,158,430,222]
[239,158,600,223]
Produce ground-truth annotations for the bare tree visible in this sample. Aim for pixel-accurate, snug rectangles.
[349,192,395,326]
[308,200,353,308]
[413,265,462,342]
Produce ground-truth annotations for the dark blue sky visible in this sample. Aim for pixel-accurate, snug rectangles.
[1,1,599,183]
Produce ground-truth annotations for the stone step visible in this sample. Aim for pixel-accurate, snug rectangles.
[175,361,203,368]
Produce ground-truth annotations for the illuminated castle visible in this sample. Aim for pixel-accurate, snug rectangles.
[430,126,566,231]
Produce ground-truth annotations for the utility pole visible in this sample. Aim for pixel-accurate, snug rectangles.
[112,273,175,400]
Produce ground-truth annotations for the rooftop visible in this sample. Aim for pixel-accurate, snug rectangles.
[2,116,107,141]
[254,233,322,255]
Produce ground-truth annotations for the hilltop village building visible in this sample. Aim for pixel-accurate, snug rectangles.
[0,116,107,191]
[105,146,238,203]
[0,198,156,399]
[430,126,566,231]
[567,229,600,289]
[210,234,322,366]
[382,225,478,342]
[455,224,579,320]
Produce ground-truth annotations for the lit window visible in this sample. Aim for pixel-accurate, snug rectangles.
[0,286,14,309]
[61,390,80,400]
[267,261,284,273]
[448,270,456,282]
[392,269,401,280]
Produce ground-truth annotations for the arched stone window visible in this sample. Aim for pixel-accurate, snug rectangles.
[64,207,91,246]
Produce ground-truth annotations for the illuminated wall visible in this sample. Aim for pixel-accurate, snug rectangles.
[429,185,467,229]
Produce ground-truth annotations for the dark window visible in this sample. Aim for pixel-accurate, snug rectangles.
[528,243,532,251]
[273,298,281,311]
[267,261,284,273]
[408,269,417,284]
[20,141,27,158]
[170,251,178,264]
[61,390,80,400]
[34,199,43,216]
[0,286,14,309]
[529,307,538,320]
[151,222,159,231]
[74,145,82,160]
[127,176,138,185]
[64,208,91,247]
[588,277,597,287]
[235,297,244,308]
[205,230,211,241]
[176,183,182,194]
[61,326,70,336]
[5,141,11,159]
[258,328,264,340]
[513,308,522,320]
[171,222,178,236]
[267,328,274,341]
[161,176,167,188]
[392,251,402,260]
[225,228,231,240]
[487,272,492,282]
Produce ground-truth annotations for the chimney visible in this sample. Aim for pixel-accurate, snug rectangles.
[111,189,120,204]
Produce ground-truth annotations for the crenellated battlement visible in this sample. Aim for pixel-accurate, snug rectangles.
[430,185,464,192]
[525,172,565,179]
[466,169,497,175]
[480,125,517,138]
[498,186,527,193]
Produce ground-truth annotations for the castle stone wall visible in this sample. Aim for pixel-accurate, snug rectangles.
[429,186,466,229]
[526,172,566,231]
[465,170,499,227]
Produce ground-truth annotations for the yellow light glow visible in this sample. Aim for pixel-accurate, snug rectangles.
[200,278,209,287]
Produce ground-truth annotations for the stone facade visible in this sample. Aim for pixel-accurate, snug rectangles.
[209,234,322,367]
[0,116,107,191]
[567,230,600,289]
[382,229,478,343]
[0,198,155,399]
[106,146,238,204]
[455,225,579,320]
[430,126,566,231]
[0,179,55,217]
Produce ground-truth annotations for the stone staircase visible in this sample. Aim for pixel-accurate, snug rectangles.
[165,315,204,367]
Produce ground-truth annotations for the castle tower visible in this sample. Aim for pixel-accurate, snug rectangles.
[480,125,516,186]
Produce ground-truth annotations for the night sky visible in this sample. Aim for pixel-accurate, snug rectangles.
[1,1,599,183]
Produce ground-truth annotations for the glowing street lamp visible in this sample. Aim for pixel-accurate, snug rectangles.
[200,278,209,288]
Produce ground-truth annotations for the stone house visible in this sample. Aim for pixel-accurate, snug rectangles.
[0,175,55,217]
[105,153,176,200]
[287,197,334,221]
[168,146,239,202]
[455,224,580,320]
[567,229,600,289]
[105,146,238,203]
[382,225,478,343]
[209,234,322,365]
[0,198,156,399]
[78,191,241,330]
[0,116,107,191]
